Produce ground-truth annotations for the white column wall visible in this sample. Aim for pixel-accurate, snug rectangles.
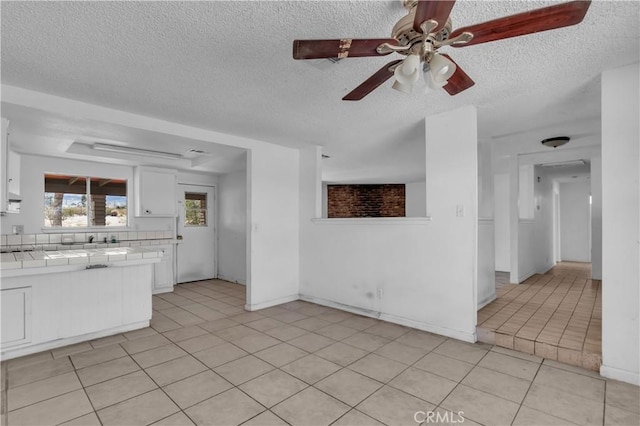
[298,107,478,341]
[245,145,300,310]
[494,172,510,272]
[559,181,591,262]
[601,62,639,385]
[591,156,603,279]
[477,142,495,308]
[532,166,555,274]
[218,169,247,285]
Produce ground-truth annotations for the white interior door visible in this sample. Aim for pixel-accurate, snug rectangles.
[177,184,216,283]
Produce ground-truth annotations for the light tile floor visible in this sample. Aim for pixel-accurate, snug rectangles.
[1,278,638,426]
[478,262,602,371]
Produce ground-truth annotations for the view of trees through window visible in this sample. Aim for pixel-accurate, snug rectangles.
[44,174,127,227]
[184,192,207,226]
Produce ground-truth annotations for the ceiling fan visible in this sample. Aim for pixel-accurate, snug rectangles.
[292,0,591,101]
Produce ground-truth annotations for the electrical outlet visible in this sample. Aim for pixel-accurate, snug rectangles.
[456,205,465,217]
[377,288,383,299]
[11,225,23,234]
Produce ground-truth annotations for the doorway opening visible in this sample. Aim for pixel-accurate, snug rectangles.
[482,158,600,370]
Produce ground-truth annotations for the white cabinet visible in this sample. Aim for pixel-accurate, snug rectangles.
[8,149,20,197]
[1,287,32,347]
[1,263,154,360]
[1,118,21,214]
[153,245,175,294]
[134,167,177,217]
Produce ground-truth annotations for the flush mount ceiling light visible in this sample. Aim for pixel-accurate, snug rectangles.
[92,143,183,160]
[541,136,571,148]
[292,0,591,100]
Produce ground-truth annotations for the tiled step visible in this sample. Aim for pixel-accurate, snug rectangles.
[477,326,601,371]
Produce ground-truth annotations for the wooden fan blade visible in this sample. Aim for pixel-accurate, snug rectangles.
[293,38,399,59]
[413,0,456,33]
[440,54,475,95]
[343,60,403,101]
[450,1,591,47]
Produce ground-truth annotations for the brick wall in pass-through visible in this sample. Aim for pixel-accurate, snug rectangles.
[327,184,405,218]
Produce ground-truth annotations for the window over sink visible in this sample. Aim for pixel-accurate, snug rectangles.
[43,174,127,228]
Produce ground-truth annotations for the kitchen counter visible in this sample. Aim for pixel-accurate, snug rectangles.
[1,246,162,268]
[0,238,178,253]
[1,246,160,360]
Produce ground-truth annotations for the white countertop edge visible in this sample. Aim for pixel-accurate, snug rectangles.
[1,257,161,280]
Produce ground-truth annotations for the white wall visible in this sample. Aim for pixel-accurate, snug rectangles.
[299,107,478,342]
[217,169,247,285]
[245,144,300,310]
[533,166,554,273]
[477,142,495,308]
[507,158,557,283]
[405,182,426,217]
[517,221,537,282]
[478,219,496,309]
[518,164,535,219]
[600,62,639,385]
[591,157,602,279]
[559,181,591,262]
[494,172,510,272]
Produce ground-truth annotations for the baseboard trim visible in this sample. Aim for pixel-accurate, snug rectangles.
[217,274,247,285]
[600,364,640,386]
[299,294,476,343]
[477,293,497,310]
[537,263,555,275]
[245,294,299,311]
[518,270,536,283]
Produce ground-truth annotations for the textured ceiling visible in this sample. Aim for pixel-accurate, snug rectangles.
[1,1,639,181]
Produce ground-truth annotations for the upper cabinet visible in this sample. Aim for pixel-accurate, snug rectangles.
[1,118,21,214]
[134,166,177,217]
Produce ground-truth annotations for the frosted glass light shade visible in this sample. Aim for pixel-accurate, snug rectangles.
[429,54,456,85]
[392,54,421,93]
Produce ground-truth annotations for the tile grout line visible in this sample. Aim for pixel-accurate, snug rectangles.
[507,351,544,426]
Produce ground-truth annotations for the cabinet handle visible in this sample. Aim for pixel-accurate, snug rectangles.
[86,264,109,269]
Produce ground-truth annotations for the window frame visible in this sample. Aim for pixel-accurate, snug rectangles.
[183,191,208,227]
[42,173,130,231]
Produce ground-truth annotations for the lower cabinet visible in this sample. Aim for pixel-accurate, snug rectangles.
[1,287,32,348]
[1,263,154,360]
[153,245,175,294]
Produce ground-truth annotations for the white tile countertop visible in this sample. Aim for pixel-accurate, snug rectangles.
[0,238,178,253]
[0,246,163,270]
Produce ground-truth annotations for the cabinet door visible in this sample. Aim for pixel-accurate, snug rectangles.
[153,246,175,294]
[7,149,20,197]
[1,287,32,347]
[136,169,177,217]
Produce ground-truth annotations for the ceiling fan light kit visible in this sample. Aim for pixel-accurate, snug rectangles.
[292,0,591,101]
[392,54,421,93]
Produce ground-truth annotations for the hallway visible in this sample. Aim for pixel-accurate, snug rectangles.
[477,262,601,371]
